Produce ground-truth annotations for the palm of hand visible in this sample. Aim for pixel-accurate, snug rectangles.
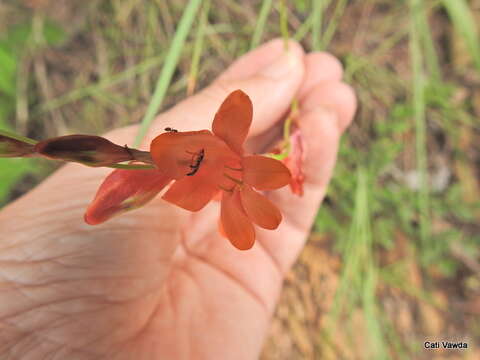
[0,40,355,359]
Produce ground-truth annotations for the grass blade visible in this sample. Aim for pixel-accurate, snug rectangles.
[322,0,347,49]
[418,2,441,80]
[250,0,273,50]
[442,0,480,71]
[312,0,330,50]
[410,0,430,251]
[134,0,202,147]
[187,0,210,95]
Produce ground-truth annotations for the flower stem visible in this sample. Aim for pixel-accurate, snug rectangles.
[128,148,154,164]
[268,98,298,160]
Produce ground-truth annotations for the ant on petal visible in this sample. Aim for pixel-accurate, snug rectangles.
[186,149,205,176]
[164,127,178,133]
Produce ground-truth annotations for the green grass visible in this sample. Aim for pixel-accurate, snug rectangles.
[187,0,210,95]
[442,0,480,71]
[134,0,202,146]
[410,0,431,258]
[250,0,273,50]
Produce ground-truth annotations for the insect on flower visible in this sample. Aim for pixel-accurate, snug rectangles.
[164,127,178,133]
[186,149,205,176]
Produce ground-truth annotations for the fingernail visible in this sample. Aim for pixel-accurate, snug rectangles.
[259,51,300,79]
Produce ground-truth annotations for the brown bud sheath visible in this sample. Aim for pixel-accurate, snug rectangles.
[34,135,137,167]
[0,134,36,157]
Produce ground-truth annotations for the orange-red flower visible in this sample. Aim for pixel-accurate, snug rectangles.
[85,90,291,250]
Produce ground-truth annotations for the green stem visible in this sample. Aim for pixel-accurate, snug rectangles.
[0,129,38,145]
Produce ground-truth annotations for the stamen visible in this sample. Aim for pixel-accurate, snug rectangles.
[223,173,243,185]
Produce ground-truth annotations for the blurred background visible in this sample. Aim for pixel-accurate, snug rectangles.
[0,0,479,358]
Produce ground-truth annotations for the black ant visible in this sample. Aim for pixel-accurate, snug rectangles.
[186,149,205,176]
[164,127,178,133]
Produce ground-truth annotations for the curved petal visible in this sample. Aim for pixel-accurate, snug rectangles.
[240,185,282,230]
[283,128,306,196]
[220,188,255,250]
[162,168,219,211]
[85,168,171,225]
[242,155,291,190]
[212,90,252,155]
[217,217,227,239]
[150,130,239,182]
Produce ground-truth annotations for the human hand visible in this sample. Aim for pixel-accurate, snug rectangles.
[0,39,356,359]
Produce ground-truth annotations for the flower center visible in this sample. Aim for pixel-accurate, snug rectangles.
[219,164,244,192]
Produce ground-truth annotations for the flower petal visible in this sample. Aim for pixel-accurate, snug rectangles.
[217,217,227,239]
[220,188,255,250]
[240,185,282,230]
[150,130,238,180]
[283,128,306,196]
[242,155,291,190]
[212,90,252,155]
[85,168,171,225]
[162,167,219,211]
[34,135,135,167]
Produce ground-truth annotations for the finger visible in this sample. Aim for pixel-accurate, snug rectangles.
[301,81,357,132]
[106,39,305,148]
[246,51,344,153]
[298,52,344,97]
[217,38,300,82]
[258,81,357,272]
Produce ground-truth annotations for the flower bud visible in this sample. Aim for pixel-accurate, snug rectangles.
[34,135,135,166]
